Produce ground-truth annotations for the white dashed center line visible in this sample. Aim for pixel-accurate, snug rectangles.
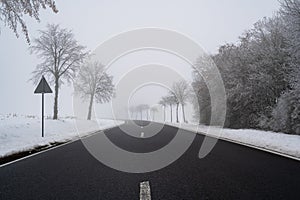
[141,132,145,138]
[140,181,151,200]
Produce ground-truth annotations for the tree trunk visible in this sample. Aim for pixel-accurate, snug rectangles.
[182,104,186,123]
[170,104,173,122]
[87,93,94,120]
[53,77,59,120]
[176,103,179,123]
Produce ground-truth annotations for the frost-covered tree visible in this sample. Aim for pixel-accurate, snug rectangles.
[164,95,177,123]
[280,0,300,89]
[192,55,213,125]
[0,0,58,43]
[129,106,138,120]
[30,24,88,119]
[158,97,168,122]
[210,15,290,128]
[75,61,114,120]
[268,87,300,134]
[266,0,300,134]
[168,91,180,123]
[136,104,149,120]
[144,104,150,120]
[150,107,158,121]
[188,0,300,133]
[254,1,300,132]
[171,80,190,123]
[136,105,143,120]
[280,0,300,57]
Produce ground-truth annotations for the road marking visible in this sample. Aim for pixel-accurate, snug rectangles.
[140,181,151,200]
[141,132,145,138]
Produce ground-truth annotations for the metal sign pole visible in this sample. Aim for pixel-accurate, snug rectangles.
[42,92,44,137]
[34,76,52,137]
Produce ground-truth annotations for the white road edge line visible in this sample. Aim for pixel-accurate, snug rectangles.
[0,123,124,168]
[140,181,151,200]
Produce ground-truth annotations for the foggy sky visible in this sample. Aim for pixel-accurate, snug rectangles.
[0,0,280,117]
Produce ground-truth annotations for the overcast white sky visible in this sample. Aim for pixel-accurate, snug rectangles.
[0,0,280,118]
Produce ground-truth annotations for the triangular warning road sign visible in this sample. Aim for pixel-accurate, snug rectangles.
[34,76,53,94]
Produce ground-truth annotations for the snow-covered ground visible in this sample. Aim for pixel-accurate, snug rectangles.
[1,114,299,161]
[169,123,300,159]
[0,114,124,158]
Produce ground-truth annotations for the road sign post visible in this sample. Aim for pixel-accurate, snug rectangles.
[42,92,44,137]
[34,76,52,137]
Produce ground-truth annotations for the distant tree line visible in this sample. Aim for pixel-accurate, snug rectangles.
[192,0,300,134]
[130,104,159,121]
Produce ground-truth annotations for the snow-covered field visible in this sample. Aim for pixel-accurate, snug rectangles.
[0,114,124,158]
[171,123,300,159]
[1,114,299,161]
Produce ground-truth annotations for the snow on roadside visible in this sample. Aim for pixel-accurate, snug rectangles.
[0,114,124,158]
[169,123,300,159]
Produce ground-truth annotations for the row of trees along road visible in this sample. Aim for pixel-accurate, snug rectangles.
[192,0,300,134]
[1,0,299,133]
[130,104,157,121]
[159,80,190,123]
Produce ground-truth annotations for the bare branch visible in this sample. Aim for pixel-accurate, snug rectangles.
[0,0,58,43]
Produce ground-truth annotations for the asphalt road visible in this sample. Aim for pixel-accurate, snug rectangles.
[0,120,300,199]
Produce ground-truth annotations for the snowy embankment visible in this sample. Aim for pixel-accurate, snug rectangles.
[0,114,124,159]
[170,123,300,159]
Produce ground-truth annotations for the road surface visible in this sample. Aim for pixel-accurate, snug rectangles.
[0,120,300,199]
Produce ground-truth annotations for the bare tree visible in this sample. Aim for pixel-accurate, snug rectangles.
[136,104,146,120]
[0,0,58,43]
[75,61,114,120]
[136,104,150,120]
[136,105,144,120]
[134,106,139,119]
[169,91,180,123]
[143,104,150,120]
[150,107,158,121]
[165,95,177,122]
[129,106,136,119]
[30,24,88,119]
[171,80,190,123]
[159,97,168,121]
